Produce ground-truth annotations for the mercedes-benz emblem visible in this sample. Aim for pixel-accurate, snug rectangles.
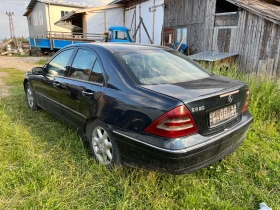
[228,95,233,103]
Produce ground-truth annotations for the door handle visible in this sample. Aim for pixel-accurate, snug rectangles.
[82,90,94,96]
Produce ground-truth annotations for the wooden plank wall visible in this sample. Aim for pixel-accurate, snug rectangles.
[212,26,239,52]
[163,0,280,77]
[212,10,280,77]
[236,10,280,76]
[163,0,216,54]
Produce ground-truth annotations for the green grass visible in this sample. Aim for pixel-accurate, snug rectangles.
[0,67,279,209]
[36,59,48,66]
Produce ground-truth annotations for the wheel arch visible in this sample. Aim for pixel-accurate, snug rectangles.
[85,117,101,140]
[23,78,29,91]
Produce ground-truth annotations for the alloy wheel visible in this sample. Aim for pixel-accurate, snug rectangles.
[91,126,113,165]
[27,86,34,108]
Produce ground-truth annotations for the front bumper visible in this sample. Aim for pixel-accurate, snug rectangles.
[112,112,253,174]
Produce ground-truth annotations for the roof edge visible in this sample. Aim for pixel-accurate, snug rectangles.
[23,0,88,16]
[226,0,280,25]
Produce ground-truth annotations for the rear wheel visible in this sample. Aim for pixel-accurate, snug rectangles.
[87,120,121,168]
[25,82,38,111]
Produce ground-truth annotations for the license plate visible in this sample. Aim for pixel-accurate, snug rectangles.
[209,104,237,127]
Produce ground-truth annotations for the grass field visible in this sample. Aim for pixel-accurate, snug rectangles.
[0,67,279,209]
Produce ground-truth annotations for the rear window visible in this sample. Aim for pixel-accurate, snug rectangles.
[115,50,211,85]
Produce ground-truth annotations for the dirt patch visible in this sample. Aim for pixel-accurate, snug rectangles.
[0,56,48,97]
[0,56,47,72]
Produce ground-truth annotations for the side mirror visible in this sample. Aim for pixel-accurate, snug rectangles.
[32,67,44,75]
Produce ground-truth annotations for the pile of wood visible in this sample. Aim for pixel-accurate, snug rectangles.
[0,39,30,56]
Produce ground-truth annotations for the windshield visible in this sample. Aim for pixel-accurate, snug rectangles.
[115,50,211,85]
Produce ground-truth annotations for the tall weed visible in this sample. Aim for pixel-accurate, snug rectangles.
[209,64,280,123]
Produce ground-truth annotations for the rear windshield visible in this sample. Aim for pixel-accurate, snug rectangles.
[115,49,211,85]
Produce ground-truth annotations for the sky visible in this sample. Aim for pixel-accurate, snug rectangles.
[0,0,111,40]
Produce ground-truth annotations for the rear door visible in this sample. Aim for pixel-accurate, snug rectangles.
[59,47,105,129]
[32,48,75,118]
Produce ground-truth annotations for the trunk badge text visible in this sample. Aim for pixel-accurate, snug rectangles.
[191,106,205,113]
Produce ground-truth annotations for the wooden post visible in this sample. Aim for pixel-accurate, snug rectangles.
[139,4,141,43]
[104,11,107,32]
[133,17,153,44]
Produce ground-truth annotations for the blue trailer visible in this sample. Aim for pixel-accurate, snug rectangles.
[30,26,133,52]
[29,37,89,51]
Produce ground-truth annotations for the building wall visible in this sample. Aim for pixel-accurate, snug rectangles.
[163,0,216,54]
[163,0,280,77]
[27,2,83,38]
[236,10,280,76]
[212,10,280,76]
[27,2,48,38]
[123,0,164,45]
[46,4,81,34]
[86,7,124,35]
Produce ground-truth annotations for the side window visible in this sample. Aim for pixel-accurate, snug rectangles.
[116,31,127,40]
[46,49,73,77]
[69,49,97,81]
[90,60,104,84]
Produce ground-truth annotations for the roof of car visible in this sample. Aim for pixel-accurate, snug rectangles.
[71,42,171,53]
[108,26,130,31]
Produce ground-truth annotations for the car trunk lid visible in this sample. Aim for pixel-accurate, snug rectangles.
[142,74,249,135]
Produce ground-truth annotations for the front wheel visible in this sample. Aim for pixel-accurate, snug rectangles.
[87,120,121,168]
[25,82,39,111]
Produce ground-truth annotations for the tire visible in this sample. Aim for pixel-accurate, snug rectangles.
[25,82,39,111]
[87,120,121,168]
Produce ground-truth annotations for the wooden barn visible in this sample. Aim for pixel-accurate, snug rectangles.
[163,0,280,77]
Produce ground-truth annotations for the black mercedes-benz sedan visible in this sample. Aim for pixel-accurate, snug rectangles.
[24,43,253,174]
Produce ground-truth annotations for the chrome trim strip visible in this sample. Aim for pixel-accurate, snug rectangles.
[112,130,185,153]
[220,90,239,98]
[65,77,103,87]
[112,116,253,154]
[37,92,60,106]
[60,102,86,119]
[37,93,86,119]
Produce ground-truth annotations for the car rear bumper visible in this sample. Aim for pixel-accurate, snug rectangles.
[112,112,253,174]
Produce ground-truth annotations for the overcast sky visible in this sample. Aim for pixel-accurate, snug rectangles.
[0,0,111,40]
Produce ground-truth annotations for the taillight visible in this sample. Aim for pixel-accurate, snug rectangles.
[242,90,250,113]
[144,105,198,138]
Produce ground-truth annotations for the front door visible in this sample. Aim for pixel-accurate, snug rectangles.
[34,48,75,118]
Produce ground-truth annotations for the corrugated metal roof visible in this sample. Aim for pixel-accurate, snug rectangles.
[188,51,239,62]
[226,0,280,24]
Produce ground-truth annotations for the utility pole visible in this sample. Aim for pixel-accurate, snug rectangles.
[6,12,17,47]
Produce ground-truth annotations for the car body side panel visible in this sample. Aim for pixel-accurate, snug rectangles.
[58,78,105,129]
[100,87,181,132]
[30,74,64,118]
